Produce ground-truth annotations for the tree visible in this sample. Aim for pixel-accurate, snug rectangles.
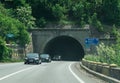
[89,13,103,32]
[0,3,31,47]
[18,29,30,48]
[27,0,70,24]
[0,3,14,17]
[0,37,11,61]
[72,2,84,20]
[12,0,26,8]
[0,3,31,61]
[101,0,120,25]
[0,14,18,40]
[96,43,116,64]
[36,17,46,28]
[28,0,54,21]
[0,0,26,8]
[52,4,66,21]
[15,5,36,29]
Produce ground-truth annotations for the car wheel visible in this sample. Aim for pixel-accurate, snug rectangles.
[49,60,51,62]
[35,61,39,65]
[24,62,27,64]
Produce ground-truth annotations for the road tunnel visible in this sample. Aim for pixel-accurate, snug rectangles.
[43,36,85,61]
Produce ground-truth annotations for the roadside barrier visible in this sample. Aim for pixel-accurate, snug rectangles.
[81,59,120,83]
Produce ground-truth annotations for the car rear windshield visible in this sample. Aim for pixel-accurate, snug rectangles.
[40,54,49,58]
[27,53,39,58]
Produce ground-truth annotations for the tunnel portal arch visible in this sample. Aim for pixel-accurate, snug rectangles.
[43,36,85,61]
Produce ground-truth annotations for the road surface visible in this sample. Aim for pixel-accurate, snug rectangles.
[0,61,107,83]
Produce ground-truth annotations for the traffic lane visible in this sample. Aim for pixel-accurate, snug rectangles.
[71,62,108,83]
[0,61,80,83]
[0,61,107,83]
[0,62,37,78]
[36,61,80,83]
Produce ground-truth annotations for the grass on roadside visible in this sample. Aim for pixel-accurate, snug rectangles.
[0,59,24,63]
[84,54,120,66]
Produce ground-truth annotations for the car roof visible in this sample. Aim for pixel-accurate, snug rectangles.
[40,54,49,55]
[27,53,39,54]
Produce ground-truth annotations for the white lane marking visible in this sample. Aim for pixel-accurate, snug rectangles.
[69,63,85,83]
[0,66,36,81]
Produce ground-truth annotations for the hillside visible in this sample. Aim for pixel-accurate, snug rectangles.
[0,0,120,61]
[1,0,120,28]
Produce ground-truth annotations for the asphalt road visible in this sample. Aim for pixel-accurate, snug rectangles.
[0,61,107,83]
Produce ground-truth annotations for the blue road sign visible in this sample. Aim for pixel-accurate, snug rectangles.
[85,38,99,45]
[6,33,14,38]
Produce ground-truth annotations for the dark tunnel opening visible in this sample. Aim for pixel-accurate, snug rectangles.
[43,36,85,61]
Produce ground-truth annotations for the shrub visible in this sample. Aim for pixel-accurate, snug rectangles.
[36,17,46,28]
[96,43,116,64]
[0,37,12,61]
[84,54,100,62]
[84,43,120,65]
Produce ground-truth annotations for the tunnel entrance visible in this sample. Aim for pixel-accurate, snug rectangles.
[43,36,85,61]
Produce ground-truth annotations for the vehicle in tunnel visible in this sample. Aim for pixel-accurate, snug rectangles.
[40,54,51,62]
[43,36,85,61]
[53,55,61,61]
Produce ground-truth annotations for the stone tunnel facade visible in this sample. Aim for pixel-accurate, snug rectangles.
[31,28,91,61]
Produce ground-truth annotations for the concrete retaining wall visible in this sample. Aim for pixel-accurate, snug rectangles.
[6,42,33,60]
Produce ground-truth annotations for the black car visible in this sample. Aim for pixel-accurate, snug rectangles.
[24,53,41,64]
[40,54,51,62]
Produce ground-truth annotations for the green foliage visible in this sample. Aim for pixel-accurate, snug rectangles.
[72,2,84,20]
[0,14,19,38]
[96,21,103,32]
[80,17,86,28]
[89,13,97,26]
[84,42,120,66]
[96,43,116,64]
[101,0,120,25]
[36,17,46,28]
[1,0,120,63]
[0,11,30,46]
[25,0,120,28]
[2,0,120,27]
[18,29,30,47]
[12,0,26,8]
[0,37,11,61]
[0,3,31,62]
[52,4,66,21]
[112,25,118,36]
[0,4,12,16]
[89,13,103,31]
[28,0,54,21]
[15,5,36,29]
[84,54,101,62]
[113,28,120,53]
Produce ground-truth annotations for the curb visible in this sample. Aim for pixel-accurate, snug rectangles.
[80,62,120,83]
